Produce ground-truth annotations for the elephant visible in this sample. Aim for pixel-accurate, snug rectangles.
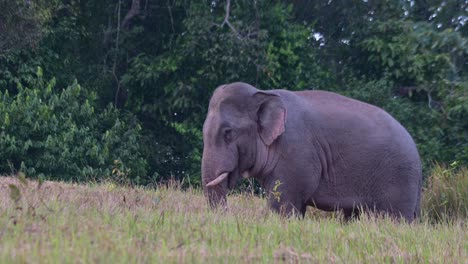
[201,82,422,222]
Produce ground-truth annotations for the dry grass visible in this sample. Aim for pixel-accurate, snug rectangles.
[422,164,468,222]
[0,175,466,263]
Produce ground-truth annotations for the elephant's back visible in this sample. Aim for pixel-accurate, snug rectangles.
[287,89,421,173]
[293,90,382,115]
[291,90,409,140]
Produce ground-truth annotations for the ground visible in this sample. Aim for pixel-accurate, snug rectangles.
[0,176,466,263]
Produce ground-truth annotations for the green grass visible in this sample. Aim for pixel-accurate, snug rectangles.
[0,175,466,263]
[422,164,468,222]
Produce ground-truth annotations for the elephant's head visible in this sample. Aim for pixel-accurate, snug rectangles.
[201,82,286,209]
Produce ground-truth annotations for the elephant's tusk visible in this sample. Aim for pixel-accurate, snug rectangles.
[206,172,229,187]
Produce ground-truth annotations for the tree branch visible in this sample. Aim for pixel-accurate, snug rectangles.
[220,0,242,40]
[121,0,141,30]
[167,0,175,34]
[113,0,122,107]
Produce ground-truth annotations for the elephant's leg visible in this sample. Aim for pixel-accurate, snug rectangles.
[374,203,415,223]
[268,196,305,218]
[264,160,319,218]
[343,208,360,221]
[373,180,419,223]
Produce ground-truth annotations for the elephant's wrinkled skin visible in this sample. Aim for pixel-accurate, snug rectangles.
[201,82,422,222]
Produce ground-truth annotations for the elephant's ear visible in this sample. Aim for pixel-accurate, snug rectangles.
[253,91,286,146]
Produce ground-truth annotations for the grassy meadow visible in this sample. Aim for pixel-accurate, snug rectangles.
[0,168,466,263]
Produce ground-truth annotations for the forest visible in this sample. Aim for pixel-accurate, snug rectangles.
[1,0,467,185]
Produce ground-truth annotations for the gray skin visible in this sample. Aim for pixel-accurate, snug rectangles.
[202,82,422,222]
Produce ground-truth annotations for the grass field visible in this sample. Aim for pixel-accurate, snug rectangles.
[0,175,466,263]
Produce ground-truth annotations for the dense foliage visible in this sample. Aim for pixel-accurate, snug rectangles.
[0,0,466,184]
[0,68,147,182]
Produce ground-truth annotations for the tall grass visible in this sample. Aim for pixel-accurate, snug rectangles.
[0,168,466,263]
[422,164,468,222]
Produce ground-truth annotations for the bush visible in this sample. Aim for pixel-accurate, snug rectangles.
[0,69,147,183]
[422,164,467,222]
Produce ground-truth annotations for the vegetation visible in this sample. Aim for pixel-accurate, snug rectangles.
[422,163,467,222]
[0,0,466,184]
[1,168,466,263]
[0,70,147,182]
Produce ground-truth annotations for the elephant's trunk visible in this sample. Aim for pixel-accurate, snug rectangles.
[205,184,227,209]
[201,159,228,209]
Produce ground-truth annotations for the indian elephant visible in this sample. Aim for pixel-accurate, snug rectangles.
[201,82,422,222]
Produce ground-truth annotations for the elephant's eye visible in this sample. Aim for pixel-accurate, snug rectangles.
[223,129,233,143]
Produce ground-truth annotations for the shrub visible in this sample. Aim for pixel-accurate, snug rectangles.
[0,69,147,183]
[422,163,467,222]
